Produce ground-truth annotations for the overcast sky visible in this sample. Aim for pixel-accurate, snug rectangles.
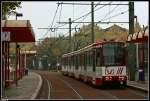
[7,1,149,42]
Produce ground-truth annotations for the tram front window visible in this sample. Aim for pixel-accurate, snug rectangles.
[103,43,125,66]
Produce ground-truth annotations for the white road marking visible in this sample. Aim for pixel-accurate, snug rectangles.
[59,78,84,99]
[46,78,51,99]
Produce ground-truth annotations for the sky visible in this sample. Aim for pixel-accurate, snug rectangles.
[7,1,149,42]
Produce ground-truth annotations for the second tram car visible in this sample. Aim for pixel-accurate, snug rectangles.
[62,41,127,87]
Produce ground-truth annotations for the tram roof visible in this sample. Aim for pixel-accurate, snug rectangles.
[62,41,125,57]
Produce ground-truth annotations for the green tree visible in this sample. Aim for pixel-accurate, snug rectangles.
[2,1,22,20]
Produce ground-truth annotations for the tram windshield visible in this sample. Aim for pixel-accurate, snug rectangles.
[103,43,125,66]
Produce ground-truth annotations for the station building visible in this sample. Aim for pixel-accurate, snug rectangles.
[126,26,148,82]
[2,20,35,87]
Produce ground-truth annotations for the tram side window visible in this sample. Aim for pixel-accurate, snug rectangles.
[96,49,101,66]
[68,57,70,68]
[63,58,65,67]
[71,56,73,68]
[75,55,79,70]
[84,53,87,71]
[64,58,66,67]
[66,58,68,67]
[89,51,92,66]
[79,54,81,67]
[68,57,70,69]
[78,55,80,68]
[72,56,74,67]
[87,53,89,66]
[87,51,90,66]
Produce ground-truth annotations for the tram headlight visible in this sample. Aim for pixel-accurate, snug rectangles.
[105,76,109,80]
[105,76,112,80]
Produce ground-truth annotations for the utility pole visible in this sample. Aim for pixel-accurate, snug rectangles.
[69,18,72,52]
[129,2,134,35]
[91,1,95,72]
[91,1,94,44]
[128,1,135,81]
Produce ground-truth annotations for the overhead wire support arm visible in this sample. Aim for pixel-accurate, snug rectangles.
[57,21,129,24]
[38,28,80,29]
[56,2,129,5]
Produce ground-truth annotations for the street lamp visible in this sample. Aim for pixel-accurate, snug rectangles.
[16,13,23,20]
[15,12,23,86]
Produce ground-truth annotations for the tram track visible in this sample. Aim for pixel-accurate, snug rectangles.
[34,70,148,100]
[36,76,48,99]
[45,78,51,99]
[60,73,148,99]
[35,71,83,99]
[60,75,119,99]
[59,78,84,99]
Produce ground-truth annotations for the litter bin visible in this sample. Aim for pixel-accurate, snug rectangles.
[139,69,144,81]
[25,68,28,75]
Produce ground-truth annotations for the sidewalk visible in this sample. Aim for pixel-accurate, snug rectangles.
[127,80,148,93]
[2,71,42,100]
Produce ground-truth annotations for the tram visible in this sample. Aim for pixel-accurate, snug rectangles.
[62,41,127,87]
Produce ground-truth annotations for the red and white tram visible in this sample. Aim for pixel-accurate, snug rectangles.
[62,41,127,87]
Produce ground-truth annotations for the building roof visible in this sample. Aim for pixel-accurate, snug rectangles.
[127,28,149,43]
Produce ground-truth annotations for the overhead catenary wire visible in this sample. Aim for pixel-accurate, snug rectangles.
[49,1,112,30]
[99,9,129,22]
[99,4,120,22]
[94,1,101,8]
[65,9,129,37]
[41,3,60,39]
[72,1,112,22]
[62,1,112,37]
[40,2,128,41]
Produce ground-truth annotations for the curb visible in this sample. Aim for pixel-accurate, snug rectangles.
[30,72,43,99]
[127,84,148,93]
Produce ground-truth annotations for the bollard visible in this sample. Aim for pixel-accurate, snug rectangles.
[139,69,144,81]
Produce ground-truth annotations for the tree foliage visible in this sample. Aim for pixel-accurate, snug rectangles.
[2,1,22,20]
[35,24,129,69]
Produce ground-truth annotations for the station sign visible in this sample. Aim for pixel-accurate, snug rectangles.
[2,32,10,41]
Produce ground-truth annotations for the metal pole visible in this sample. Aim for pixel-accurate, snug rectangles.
[7,41,10,85]
[128,1,135,81]
[15,43,18,86]
[2,41,5,87]
[91,1,95,72]
[6,42,9,87]
[69,18,71,52]
[18,47,20,79]
[129,2,134,34]
[136,43,139,81]
[91,1,94,44]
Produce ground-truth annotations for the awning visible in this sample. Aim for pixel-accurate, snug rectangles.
[20,50,37,57]
[2,20,35,42]
[20,50,37,54]
[126,28,149,43]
